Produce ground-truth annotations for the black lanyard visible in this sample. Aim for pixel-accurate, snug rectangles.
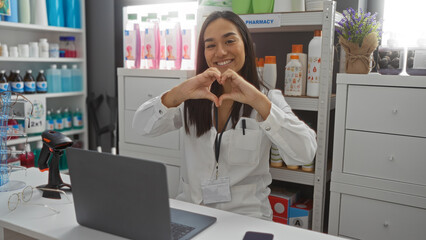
[214,107,232,164]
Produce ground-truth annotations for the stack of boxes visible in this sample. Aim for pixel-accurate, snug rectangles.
[268,187,313,229]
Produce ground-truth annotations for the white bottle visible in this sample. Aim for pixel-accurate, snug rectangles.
[262,56,277,89]
[286,44,307,95]
[284,55,303,96]
[39,38,49,58]
[307,30,322,97]
[181,13,196,70]
[256,57,264,80]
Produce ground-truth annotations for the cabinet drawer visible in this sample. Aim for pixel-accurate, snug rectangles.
[124,110,180,150]
[346,85,426,137]
[344,130,426,186]
[124,76,181,111]
[339,194,426,240]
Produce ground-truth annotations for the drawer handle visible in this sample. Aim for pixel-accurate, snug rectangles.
[392,109,398,114]
[388,155,394,161]
[383,221,390,227]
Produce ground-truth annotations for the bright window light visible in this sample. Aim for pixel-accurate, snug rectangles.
[383,0,426,47]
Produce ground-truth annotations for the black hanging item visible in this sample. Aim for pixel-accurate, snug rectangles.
[37,130,73,199]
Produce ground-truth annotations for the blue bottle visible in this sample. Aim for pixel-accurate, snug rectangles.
[3,0,18,22]
[64,0,81,28]
[61,64,72,92]
[46,0,65,27]
[71,64,82,91]
[46,64,62,93]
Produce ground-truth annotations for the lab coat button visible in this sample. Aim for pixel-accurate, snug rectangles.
[159,110,163,114]
[265,126,271,131]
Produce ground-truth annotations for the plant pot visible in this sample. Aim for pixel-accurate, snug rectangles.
[339,33,378,74]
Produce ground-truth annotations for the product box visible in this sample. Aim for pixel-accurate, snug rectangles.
[288,199,313,229]
[272,215,287,225]
[268,187,299,219]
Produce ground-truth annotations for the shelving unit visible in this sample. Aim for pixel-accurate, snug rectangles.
[0,1,88,149]
[240,1,339,231]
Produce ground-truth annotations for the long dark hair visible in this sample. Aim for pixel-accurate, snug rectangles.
[184,11,261,137]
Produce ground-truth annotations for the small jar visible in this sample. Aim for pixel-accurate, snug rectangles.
[407,38,426,76]
[377,44,404,75]
[49,43,60,58]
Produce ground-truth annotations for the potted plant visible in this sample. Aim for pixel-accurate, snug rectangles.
[336,8,382,74]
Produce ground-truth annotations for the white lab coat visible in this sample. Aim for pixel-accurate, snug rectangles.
[132,89,317,220]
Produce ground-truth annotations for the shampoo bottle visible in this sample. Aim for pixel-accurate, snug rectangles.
[307,30,322,97]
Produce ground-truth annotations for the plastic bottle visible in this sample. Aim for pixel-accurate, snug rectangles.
[307,30,322,97]
[286,44,307,95]
[256,57,264,80]
[46,110,55,130]
[262,56,277,89]
[284,55,303,96]
[33,141,43,167]
[46,64,61,93]
[19,144,35,168]
[7,146,20,167]
[4,0,18,23]
[11,70,24,94]
[7,70,15,91]
[0,70,9,93]
[64,0,81,28]
[181,13,196,70]
[46,0,65,27]
[18,0,31,24]
[71,64,82,91]
[23,70,36,94]
[61,64,72,92]
[159,15,168,70]
[139,16,148,69]
[165,11,182,70]
[124,14,138,69]
[36,70,47,93]
[54,109,64,131]
[63,107,72,131]
[72,107,83,129]
[7,119,19,140]
[30,0,48,26]
[144,13,160,69]
[65,36,77,58]
[39,38,49,58]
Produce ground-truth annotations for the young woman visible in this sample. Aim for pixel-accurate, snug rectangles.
[132,11,317,220]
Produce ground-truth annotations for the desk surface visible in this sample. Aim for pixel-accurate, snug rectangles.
[0,168,344,240]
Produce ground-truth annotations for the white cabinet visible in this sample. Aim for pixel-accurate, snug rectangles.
[328,73,426,239]
[117,69,195,198]
[0,1,88,149]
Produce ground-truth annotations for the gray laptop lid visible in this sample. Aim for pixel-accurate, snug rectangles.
[67,148,216,240]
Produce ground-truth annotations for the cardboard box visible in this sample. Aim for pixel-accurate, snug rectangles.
[268,188,299,219]
[288,199,313,229]
[272,215,287,225]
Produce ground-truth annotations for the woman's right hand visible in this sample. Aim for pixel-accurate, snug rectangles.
[162,67,221,108]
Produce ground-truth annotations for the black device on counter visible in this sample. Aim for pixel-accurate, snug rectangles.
[243,231,274,240]
[37,130,73,199]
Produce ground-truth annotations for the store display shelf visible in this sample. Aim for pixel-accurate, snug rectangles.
[16,92,84,100]
[0,21,83,33]
[7,128,85,146]
[270,165,332,186]
[0,57,84,63]
[285,94,336,111]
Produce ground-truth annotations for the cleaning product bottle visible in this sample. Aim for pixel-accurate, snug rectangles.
[46,0,65,27]
[33,141,43,167]
[286,44,307,95]
[46,64,61,93]
[31,0,48,26]
[63,107,72,131]
[145,13,160,69]
[46,109,55,130]
[61,64,72,92]
[165,11,182,70]
[23,70,36,94]
[71,64,82,91]
[262,56,277,89]
[11,70,24,94]
[181,13,196,70]
[18,0,31,24]
[0,70,9,93]
[36,70,48,93]
[284,55,303,96]
[73,107,83,129]
[54,109,64,131]
[64,0,81,28]
[307,30,322,97]
[124,13,138,69]
[159,15,168,70]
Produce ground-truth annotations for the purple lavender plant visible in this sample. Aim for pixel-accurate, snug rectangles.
[336,8,382,47]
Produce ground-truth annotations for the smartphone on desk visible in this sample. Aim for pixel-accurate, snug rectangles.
[243,231,274,240]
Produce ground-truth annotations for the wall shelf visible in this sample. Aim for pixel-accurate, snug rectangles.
[0,21,83,33]
[7,128,86,146]
[0,57,84,63]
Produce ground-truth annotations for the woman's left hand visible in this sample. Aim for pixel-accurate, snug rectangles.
[218,69,271,119]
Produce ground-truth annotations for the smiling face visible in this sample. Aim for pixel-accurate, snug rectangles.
[203,18,246,73]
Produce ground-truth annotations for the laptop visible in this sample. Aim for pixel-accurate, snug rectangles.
[67,148,216,240]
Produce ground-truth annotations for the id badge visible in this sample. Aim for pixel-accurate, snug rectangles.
[201,176,231,204]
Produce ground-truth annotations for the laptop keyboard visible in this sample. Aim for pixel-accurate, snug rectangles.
[171,222,195,240]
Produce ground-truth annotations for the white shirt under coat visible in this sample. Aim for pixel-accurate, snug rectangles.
[132,89,317,220]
